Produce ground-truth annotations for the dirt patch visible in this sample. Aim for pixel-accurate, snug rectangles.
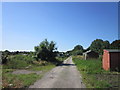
[12,70,42,75]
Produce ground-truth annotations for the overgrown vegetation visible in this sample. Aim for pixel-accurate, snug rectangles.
[2,69,42,88]
[3,54,34,69]
[2,60,56,88]
[1,39,67,88]
[73,56,120,88]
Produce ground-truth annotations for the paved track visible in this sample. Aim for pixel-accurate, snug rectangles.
[29,56,85,88]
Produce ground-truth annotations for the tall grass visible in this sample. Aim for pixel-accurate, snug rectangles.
[74,58,106,74]
[3,55,35,69]
[2,69,41,88]
[73,57,119,88]
[2,54,56,88]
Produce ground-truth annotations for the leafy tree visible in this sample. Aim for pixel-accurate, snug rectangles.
[90,39,110,55]
[73,45,83,51]
[34,39,57,62]
[110,40,120,49]
[67,45,84,56]
[103,40,110,49]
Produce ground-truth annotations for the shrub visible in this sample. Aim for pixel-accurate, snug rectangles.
[3,55,35,69]
[5,59,28,69]
[34,39,57,62]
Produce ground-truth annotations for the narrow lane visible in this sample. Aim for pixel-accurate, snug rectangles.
[29,57,85,88]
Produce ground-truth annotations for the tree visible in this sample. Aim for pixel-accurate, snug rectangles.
[110,40,120,49]
[90,39,110,55]
[103,40,110,49]
[2,50,10,64]
[34,39,57,62]
[73,45,83,51]
[68,45,84,55]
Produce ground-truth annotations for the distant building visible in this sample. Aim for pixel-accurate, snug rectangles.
[83,50,99,60]
[102,49,120,71]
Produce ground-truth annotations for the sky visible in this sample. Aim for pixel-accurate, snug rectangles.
[2,2,118,52]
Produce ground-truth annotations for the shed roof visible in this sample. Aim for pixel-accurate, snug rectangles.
[105,49,120,52]
[83,50,98,54]
[83,50,91,54]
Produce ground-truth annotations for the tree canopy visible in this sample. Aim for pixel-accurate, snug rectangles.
[34,39,57,62]
[90,39,110,54]
[110,40,120,49]
[66,45,84,56]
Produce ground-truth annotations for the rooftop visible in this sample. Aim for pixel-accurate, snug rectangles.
[83,50,98,54]
[105,49,120,52]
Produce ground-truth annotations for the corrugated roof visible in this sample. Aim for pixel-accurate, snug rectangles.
[105,49,120,52]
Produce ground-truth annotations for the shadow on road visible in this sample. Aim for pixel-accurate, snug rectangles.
[59,64,76,66]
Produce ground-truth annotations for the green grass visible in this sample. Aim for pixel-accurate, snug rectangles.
[2,54,66,88]
[3,54,35,69]
[30,64,55,71]
[2,64,55,88]
[73,56,120,88]
[2,69,41,88]
[73,58,106,74]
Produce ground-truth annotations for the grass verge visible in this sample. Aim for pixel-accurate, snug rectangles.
[73,56,120,88]
[2,64,55,88]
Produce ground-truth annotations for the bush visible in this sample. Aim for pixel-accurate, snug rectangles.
[4,59,28,69]
[3,55,35,69]
[34,39,57,62]
[11,55,34,64]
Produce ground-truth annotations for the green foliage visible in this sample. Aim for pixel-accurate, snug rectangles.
[11,55,34,64]
[73,57,119,88]
[2,69,41,88]
[73,45,83,51]
[30,64,55,71]
[56,56,67,62]
[73,58,104,74]
[103,40,110,49]
[110,40,120,49]
[66,45,84,56]
[34,39,57,62]
[2,50,10,64]
[90,39,110,55]
[16,74,41,87]
[5,59,28,69]
[3,55,35,69]
[2,64,55,88]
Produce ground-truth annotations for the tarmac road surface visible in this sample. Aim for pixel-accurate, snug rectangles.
[29,56,86,88]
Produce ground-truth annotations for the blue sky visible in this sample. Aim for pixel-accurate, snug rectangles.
[2,2,118,52]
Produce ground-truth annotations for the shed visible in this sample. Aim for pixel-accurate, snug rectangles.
[83,50,99,60]
[102,49,120,71]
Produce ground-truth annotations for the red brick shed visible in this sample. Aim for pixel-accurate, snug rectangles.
[102,49,120,71]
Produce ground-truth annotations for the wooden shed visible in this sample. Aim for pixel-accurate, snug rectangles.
[83,50,99,60]
[102,49,120,71]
